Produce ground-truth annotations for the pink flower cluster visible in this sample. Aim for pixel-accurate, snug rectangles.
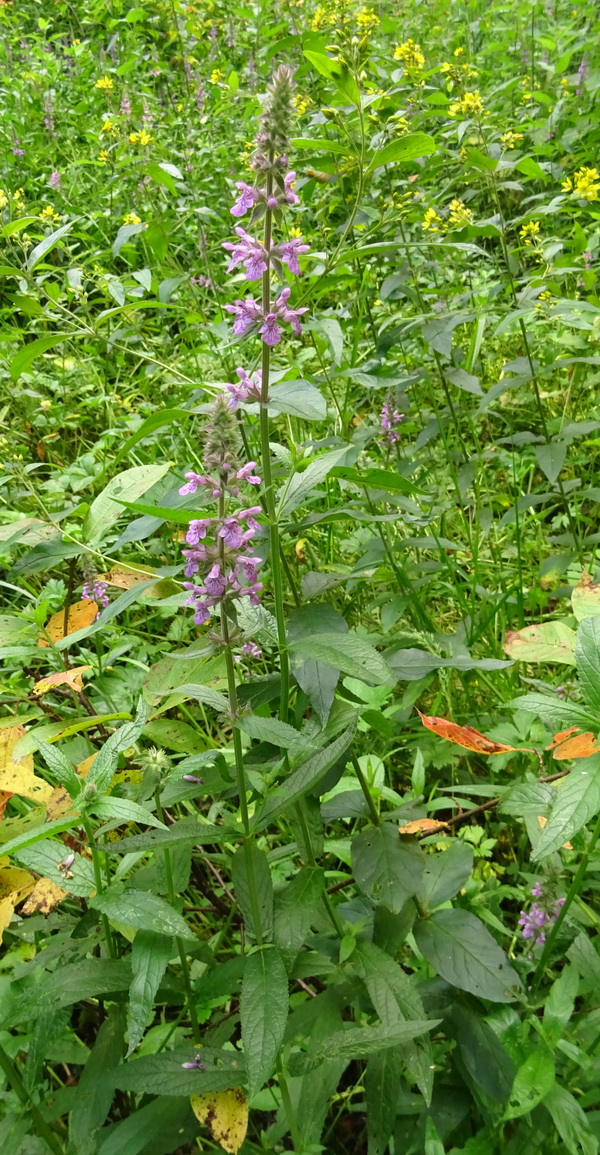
[231,171,299,217]
[380,400,404,446]
[180,459,261,500]
[225,367,262,410]
[81,578,109,609]
[180,505,263,626]
[223,226,309,281]
[225,286,307,346]
[518,882,565,946]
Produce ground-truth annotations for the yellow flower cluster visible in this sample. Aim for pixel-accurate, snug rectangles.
[356,7,379,33]
[392,115,410,136]
[294,94,313,115]
[519,220,540,244]
[102,118,117,136]
[39,205,61,223]
[394,39,425,71]
[210,68,223,84]
[449,90,484,117]
[501,130,524,148]
[95,75,114,91]
[98,149,110,163]
[562,167,600,202]
[129,129,153,146]
[448,198,473,227]
[536,288,554,311]
[310,4,336,31]
[422,207,444,233]
[123,212,142,225]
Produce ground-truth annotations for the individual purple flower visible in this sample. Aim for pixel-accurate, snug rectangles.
[242,641,262,658]
[275,236,310,275]
[283,171,299,205]
[182,1055,206,1070]
[274,285,308,335]
[223,226,268,280]
[179,471,209,496]
[224,297,263,337]
[518,883,565,946]
[186,518,212,546]
[219,516,247,550]
[82,579,110,609]
[49,170,61,190]
[12,138,25,157]
[231,182,261,218]
[584,251,593,269]
[191,273,212,289]
[260,313,282,345]
[236,462,261,486]
[183,773,204,783]
[120,95,131,116]
[204,563,228,597]
[577,55,588,97]
[225,367,261,409]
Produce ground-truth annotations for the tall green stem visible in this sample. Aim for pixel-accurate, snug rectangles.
[533,811,600,990]
[83,813,115,959]
[0,1044,65,1155]
[154,789,201,1043]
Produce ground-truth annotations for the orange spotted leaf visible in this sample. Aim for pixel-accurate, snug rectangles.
[416,710,529,754]
[33,666,92,697]
[38,601,98,647]
[0,791,13,820]
[398,818,449,836]
[546,729,600,760]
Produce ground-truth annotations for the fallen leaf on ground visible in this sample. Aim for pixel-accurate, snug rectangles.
[416,710,530,754]
[398,818,449,835]
[190,1088,248,1154]
[97,564,158,594]
[20,876,67,915]
[33,666,92,696]
[38,600,98,647]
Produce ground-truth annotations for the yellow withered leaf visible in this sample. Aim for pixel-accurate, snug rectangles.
[0,897,17,940]
[190,1088,248,1154]
[33,666,92,697]
[21,877,67,916]
[0,726,53,804]
[38,600,98,647]
[0,859,36,940]
[97,564,158,593]
[398,818,449,836]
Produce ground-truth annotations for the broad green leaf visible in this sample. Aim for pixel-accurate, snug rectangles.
[352,823,425,913]
[303,50,360,106]
[572,573,600,621]
[268,380,326,421]
[504,1050,555,1120]
[68,1005,125,1155]
[240,946,288,1097]
[235,714,304,749]
[13,712,131,758]
[11,332,77,382]
[416,842,474,910]
[8,959,133,1024]
[90,887,195,939]
[534,441,567,483]
[278,446,353,517]
[452,1003,514,1104]
[86,698,149,794]
[414,909,521,1002]
[113,1049,246,1095]
[127,931,173,1055]
[91,796,166,831]
[16,838,95,898]
[26,220,74,271]
[97,1098,197,1155]
[37,741,82,797]
[291,1020,439,1072]
[290,631,394,686]
[503,621,576,664]
[510,693,600,731]
[83,463,171,542]
[367,132,436,173]
[544,1085,598,1155]
[105,818,238,854]
[576,617,600,713]
[255,723,356,829]
[169,683,230,713]
[288,603,347,722]
[532,763,600,859]
[290,137,352,156]
[543,963,578,1043]
[365,1048,403,1155]
[273,867,325,972]
[231,843,273,941]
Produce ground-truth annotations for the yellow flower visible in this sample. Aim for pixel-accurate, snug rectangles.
[440,62,452,73]
[422,207,444,233]
[129,129,154,146]
[520,220,540,243]
[210,68,223,84]
[392,115,410,136]
[448,198,473,227]
[289,226,302,238]
[0,190,8,210]
[394,39,425,71]
[356,7,379,33]
[449,90,484,116]
[95,75,114,92]
[500,130,524,148]
[454,47,464,56]
[102,118,117,136]
[39,205,61,222]
[310,4,336,30]
[98,149,110,163]
[562,167,600,202]
[123,212,142,225]
[536,288,554,311]
[293,94,313,115]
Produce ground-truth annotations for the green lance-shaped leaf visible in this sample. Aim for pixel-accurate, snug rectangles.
[90,886,195,939]
[273,866,325,972]
[127,931,173,1055]
[414,908,522,1003]
[68,1005,125,1155]
[231,842,273,941]
[240,946,288,1098]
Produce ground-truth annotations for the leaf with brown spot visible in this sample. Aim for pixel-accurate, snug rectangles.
[503,621,576,665]
[33,665,92,697]
[20,876,67,916]
[190,1088,248,1154]
[546,729,600,760]
[0,860,36,939]
[0,726,53,803]
[38,600,98,647]
[572,570,600,622]
[97,564,159,594]
[416,710,529,755]
[398,818,449,836]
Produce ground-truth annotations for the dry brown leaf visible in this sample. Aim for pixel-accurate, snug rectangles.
[546,729,600,760]
[0,726,53,803]
[398,818,449,836]
[38,600,98,647]
[190,1088,248,1154]
[33,665,92,697]
[416,710,530,755]
[97,564,158,593]
[20,877,67,916]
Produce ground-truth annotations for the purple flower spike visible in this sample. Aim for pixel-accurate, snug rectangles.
[223,226,268,280]
[225,297,263,337]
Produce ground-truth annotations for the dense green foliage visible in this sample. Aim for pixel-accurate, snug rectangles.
[2,0,600,1152]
